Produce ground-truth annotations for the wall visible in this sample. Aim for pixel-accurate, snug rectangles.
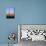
[0,0,18,44]
[17,0,46,24]
[0,0,46,44]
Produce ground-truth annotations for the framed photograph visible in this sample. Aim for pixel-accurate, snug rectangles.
[6,8,15,19]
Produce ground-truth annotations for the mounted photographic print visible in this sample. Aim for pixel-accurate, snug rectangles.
[6,8,15,19]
